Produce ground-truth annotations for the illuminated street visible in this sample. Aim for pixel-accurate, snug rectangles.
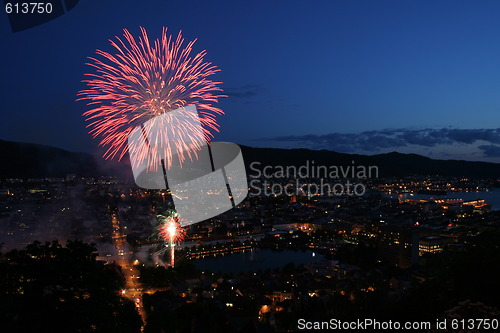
[111,213,146,322]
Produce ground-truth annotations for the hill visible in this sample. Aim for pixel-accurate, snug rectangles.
[0,139,499,179]
[239,146,500,179]
[0,139,101,178]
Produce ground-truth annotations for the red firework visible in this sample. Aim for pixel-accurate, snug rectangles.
[77,27,225,167]
[157,215,186,244]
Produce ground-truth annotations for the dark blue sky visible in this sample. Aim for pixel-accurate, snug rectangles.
[2,0,500,161]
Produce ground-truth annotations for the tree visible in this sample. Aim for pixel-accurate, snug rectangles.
[0,240,142,333]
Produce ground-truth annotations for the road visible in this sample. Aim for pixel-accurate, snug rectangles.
[110,213,147,323]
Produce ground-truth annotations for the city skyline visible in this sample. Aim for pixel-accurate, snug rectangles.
[2,2,500,331]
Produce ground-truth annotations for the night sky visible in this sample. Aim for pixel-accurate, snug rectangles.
[2,0,500,161]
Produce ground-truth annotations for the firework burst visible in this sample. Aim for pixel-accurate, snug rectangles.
[157,214,186,244]
[77,27,225,168]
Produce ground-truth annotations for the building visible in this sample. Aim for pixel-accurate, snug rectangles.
[419,235,452,256]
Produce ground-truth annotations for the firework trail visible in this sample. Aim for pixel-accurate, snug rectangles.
[157,213,186,267]
[78,27,225,169]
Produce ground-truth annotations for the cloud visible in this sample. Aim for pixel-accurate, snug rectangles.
[262,128,500,157]
[478,145,500,158]
[225,84,263,98]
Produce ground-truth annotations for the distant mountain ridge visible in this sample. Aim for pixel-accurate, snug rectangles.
[239,146,500,179]
[0,139,499,179]
[0,139,101,178]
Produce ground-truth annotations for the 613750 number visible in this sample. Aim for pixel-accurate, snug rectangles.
[5,2,53,14]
